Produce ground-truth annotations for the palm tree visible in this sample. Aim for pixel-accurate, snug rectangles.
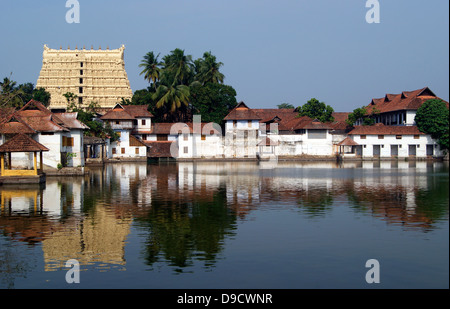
[195,52,224,85]
[162,48,194,86]
[139,52,161,90]
[0,76,25,108]
[152,83,191,121]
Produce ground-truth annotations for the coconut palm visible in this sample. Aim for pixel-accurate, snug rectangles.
[161,48,194,86]
[139,52,161,89]
[152,83,190,121]
[194,52,224,85]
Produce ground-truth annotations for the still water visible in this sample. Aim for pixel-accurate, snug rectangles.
[0,161,448,289]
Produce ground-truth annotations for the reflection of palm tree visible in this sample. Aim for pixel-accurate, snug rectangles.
[297,189,334,217]
[136,186,236,272]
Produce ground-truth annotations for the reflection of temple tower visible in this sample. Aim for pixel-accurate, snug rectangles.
[36,44,132,111]
[42,205,132,271]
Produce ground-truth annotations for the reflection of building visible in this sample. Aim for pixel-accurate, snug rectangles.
[36,45,133,111]
[42,205,132,271]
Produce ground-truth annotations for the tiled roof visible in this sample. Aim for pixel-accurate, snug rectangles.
[54,113,89,129]
[144,141,174,157]
[224,102,262,120]
[337,137,359,146]
[348,124,424,135]
[365,87,448,114]
[0,115,36,134]
[100,104,153,120]
[0,134,49,153]
[0,100,87,133]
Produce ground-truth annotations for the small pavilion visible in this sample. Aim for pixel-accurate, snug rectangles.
[0,134,49,184]
[337,137,360,156]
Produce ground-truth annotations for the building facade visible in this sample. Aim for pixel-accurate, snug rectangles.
[36,45,133,111]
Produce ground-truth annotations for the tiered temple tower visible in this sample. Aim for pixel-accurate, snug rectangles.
[36,44,133,111]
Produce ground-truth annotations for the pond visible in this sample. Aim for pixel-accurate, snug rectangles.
[0,160,448,289]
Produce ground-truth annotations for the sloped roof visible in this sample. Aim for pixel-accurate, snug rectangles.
[348,124,424,135]
[223,102,262,120]
[144,141,174,157]
[0,115,36,134]
[337,137,359,146]
[54,113,89,129]
[365,87,448,114]
[100,104,153,120]
[0,134,49,153]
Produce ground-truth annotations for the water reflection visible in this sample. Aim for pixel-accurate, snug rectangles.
[0,160,448,286]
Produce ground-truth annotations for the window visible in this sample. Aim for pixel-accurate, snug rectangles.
[79,87,83,94]
[80,70,83,75]
[184,146,189,154]
[62,136,74,147]
[201,135,206,141]
[142,119,146,126]
[396,135,402,139]
[80,62,84,68]
[157,135,168,141]
[248,120,252,128]
[360,135,366,139]
[414,135,420,139]
[121,148,125,154]
[183,134,189,141]
[135,148,140,154]
[116,121,120,125]
[308,129,327,139]
[79,78,83,84]
[142,134,147,141]
[378,135,384,139]
[112,148,116,154]
[78,97,83,105]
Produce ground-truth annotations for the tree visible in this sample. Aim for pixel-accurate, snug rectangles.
[277,103,294,109]
[190,83,237,124]
[0,76,25,108]
[346,106,377,126]
[296,98,334,122]
[194,51,224,85]
[415,99,449,150]
[161,48,194,86]
[152,84,191,122]
[139,52,162,90]
[32,87,51,107]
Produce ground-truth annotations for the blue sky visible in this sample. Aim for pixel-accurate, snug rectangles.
[0,0,448,111]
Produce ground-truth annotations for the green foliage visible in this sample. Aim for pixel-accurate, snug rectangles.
[64,93,120,141]
[0,76,51,108]
[277,103,295,109]
[190,83,237,124]
[137,49,229,122]
[415,99,449,150]
[296,98,334,123]
[346,106,379,126]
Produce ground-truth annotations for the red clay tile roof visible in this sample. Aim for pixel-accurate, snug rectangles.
[20,115,68,132]
[365,87,448,114]
[0,115,36,134]
[337,137,359,146]
[0,134,49,153]
[54,113,89,129]
[144,141,174,157]
[348,125,424,135]
[100,104,153,120]
[224,102,262,120]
